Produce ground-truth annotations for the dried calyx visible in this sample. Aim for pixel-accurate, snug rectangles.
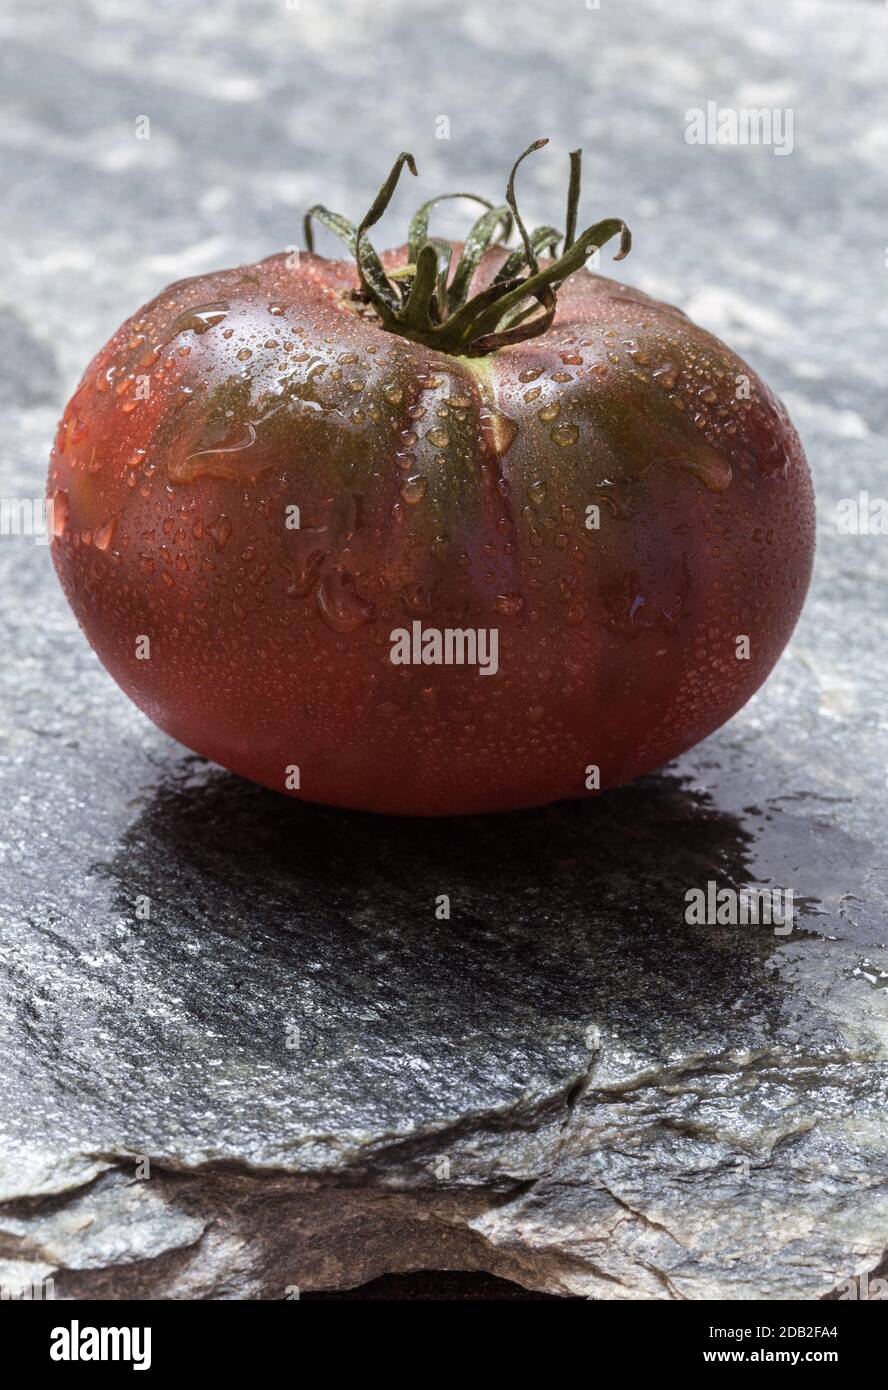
[303,139,631,357]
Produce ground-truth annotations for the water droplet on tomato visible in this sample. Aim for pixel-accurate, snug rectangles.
[682,451,733,491]
[480,411,518,457]
[400,475,427,504]
[94,516,117,551]
[170,302,229,336]
[653,363,677,389]
[551,424,579,447]
[208,514,233,550]
[495,592,525,616]
[529,479,547,506]
[400,582,433,615]
[173,421,258,483]
[51,489,69,537]
[316,566,375,632]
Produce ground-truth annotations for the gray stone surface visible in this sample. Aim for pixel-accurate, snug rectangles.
[1,0,887,1299]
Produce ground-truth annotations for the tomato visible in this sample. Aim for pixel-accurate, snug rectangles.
[48,143,814,815]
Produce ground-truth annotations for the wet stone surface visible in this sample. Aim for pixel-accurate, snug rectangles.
[1,0,887,1297]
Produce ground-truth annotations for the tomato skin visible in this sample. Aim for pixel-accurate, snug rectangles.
[48,244,814,815]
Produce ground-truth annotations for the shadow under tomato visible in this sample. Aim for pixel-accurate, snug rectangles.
[88,754,886,1145]
[113,760,758,916]
[98,762,805,1059]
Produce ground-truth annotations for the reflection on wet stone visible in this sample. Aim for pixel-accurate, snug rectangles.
[3,759,886,1299]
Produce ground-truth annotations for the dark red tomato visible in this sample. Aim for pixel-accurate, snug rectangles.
[48,144,814,815]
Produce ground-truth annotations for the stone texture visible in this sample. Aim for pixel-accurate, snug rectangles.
[1,0,887,1299]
